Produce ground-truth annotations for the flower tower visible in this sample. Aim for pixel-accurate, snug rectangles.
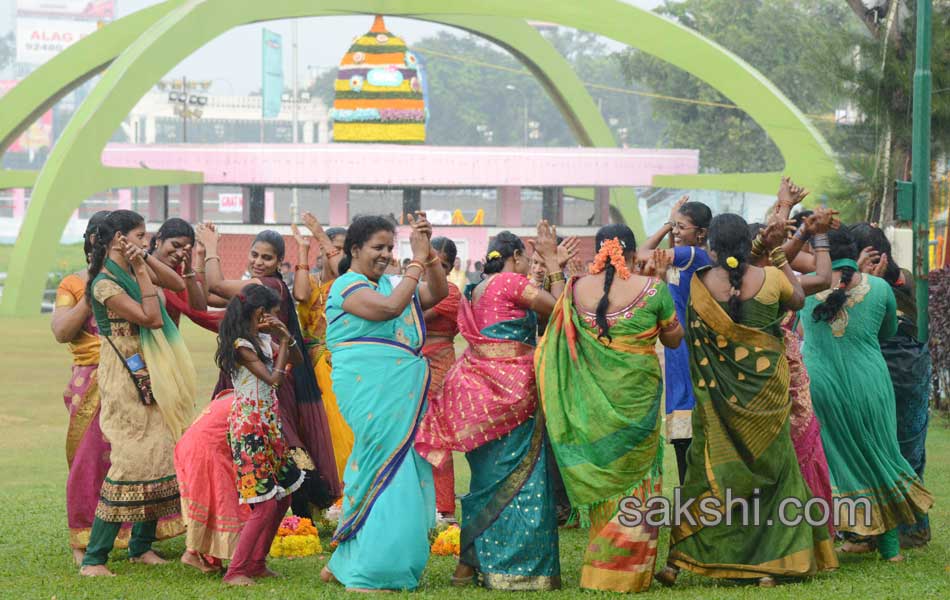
[330,15,427,144]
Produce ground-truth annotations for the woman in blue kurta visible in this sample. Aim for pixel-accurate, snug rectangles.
[320,214,448,592]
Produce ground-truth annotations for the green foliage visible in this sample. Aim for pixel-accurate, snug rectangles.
[615,0,854,174]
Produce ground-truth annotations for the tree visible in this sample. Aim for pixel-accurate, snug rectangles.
[614,0,854,174]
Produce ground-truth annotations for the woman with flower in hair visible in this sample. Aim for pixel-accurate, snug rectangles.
[421,222,567,590]
[536,224,683,593]
[658,213,836,588]
[801,227,932,562]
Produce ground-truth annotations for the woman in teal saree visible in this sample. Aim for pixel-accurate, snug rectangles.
[321,214,448,592]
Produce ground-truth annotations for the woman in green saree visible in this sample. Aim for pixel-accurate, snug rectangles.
[320,214,448,592]
[537,224,684,593]
[801,227,932,561]
[658,214,837,588]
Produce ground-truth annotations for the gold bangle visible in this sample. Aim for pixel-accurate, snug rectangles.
[205,256,220,263]
[407,260,425,273]
[425,253,441,266]
[194,268,205,274]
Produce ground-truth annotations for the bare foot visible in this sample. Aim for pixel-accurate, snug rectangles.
[838,541,874,554]
[79,564,115,577]
[255,566,281,579]
[72,548,86,566]
[130,550,168,565]
[180,551,221,574]
[758,576,777,588]
[655,565,679,587]
[451,563,475,586]
[886,554,905,563]
[224,575,255,586]
[321,566,339,584]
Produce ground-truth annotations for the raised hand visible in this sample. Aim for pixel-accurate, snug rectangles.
[871,253,889,278]
[260,314,290,341]
[857,246,881,273]
[669,195,689,223]
[533,220,559,261]
[196,223,220,252]
[557,236,580,269]
[120,234,146,269]
[301,212,332,247]
[806,208,840,235]
[291,223,310,248]
[406,212,432,261]
[652,248,671,280]
[567,257,584,278]
[762,215,794,250]
[181,243,194,273]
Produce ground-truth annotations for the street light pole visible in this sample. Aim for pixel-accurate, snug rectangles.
[505,84,528,146]
[911,0,932,340]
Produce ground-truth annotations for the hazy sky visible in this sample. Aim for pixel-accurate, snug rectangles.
[108,0,664,94]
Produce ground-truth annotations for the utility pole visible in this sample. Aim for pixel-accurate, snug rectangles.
[912,0,932,340]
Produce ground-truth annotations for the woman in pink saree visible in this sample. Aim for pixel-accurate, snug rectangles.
[416,223,568,590]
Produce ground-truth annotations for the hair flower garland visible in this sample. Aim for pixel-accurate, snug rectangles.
[487,250,502,260]
[725,256,739,269]
[430,525,461,556]
[589,238,631,279]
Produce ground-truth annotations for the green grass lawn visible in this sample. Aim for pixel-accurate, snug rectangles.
[0,316,947,598]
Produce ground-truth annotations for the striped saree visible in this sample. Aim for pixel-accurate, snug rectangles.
[669,270,836,579]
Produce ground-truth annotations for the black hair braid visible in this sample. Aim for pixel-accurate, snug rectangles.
[215,283,280,375]
[707,213,752,323]
[813,227,860,323]
[431,237,458,265]
[83,211,111,259]
[595,261,616,342]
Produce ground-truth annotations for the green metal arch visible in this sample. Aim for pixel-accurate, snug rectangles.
[0,0,839,315]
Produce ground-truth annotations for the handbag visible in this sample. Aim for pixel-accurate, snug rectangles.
[105,335,156,406]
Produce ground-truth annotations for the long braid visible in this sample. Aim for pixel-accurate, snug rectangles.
[595,261,616,341]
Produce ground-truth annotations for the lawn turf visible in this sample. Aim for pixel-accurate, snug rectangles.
[0,316,947,598]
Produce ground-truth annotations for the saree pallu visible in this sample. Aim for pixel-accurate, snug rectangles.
[536,278,673,592]
[163,287,222,332]
[781,314,834,536]
[669,279,836,579]
[175,393,250,560]
[326,273,434,591]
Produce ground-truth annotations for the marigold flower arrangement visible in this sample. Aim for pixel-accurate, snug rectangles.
[430,525,461,556]
[269,516,323,558]
[589,237,631,279]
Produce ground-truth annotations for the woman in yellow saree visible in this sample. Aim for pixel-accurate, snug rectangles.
[537,224,684,593]
[658,214,837,588]
[292,217,352,482]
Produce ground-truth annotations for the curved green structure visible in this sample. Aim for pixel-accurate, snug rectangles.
[0,0,839,315]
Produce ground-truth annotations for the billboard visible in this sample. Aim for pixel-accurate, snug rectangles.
[0,80,53,153]
[16,1,114,19]
[218,193,244,214]
[16,17,99,64]
[261,29,283,118]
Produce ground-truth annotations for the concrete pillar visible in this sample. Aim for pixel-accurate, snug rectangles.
[179,184,203,223]
[595,187,611,225]
[496,186,522,227]
[12,188,25,219]
[144,115,157,144]
[265,190,276,223]
[329,184,349,225]
[318,118,330,144]
[243,186,265,224]
[403,187,421,217]
[148,186,167,222]
[542,187,564,225]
